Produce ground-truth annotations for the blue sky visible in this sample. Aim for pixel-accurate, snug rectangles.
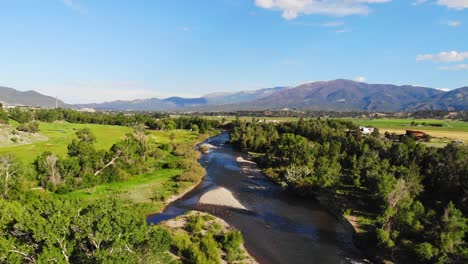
[0,0,467,103]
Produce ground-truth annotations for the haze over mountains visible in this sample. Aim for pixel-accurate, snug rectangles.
[1,80,467,112]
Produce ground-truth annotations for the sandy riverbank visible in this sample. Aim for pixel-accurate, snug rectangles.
[199,187,247,210]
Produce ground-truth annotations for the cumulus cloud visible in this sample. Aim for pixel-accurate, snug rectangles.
[254,0,391,19]
[416,51,468,62]
[437,0,468,9]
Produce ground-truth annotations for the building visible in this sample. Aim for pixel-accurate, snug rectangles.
[405,130,426,139]
[359,126,375,135]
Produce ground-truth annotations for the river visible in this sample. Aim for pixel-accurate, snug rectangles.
[147,132,367,264]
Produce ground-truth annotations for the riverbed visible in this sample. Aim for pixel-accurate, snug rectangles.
[147,132,366,264]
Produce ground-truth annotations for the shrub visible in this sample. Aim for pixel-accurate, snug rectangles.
[376,228,395,249]
[222,230,243,252]
[16,122,39,133]
[199,235,221,263]
[172,231,191,256]
[185,214,205,233]
[414,242,437,262]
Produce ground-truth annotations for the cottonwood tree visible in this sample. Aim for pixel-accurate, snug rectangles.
[0,155,22,199]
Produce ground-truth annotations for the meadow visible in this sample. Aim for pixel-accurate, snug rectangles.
[0,122,132,162]
[0,121,203,213]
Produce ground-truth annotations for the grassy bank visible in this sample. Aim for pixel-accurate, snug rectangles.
[55,129,211,214]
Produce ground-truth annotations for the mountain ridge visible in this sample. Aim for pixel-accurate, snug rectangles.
[0,86,67,108]
[1,80,466,111]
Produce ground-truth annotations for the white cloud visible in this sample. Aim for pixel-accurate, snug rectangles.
[416,51,468,62]
[254,0,391,19]
[445,20,462,27]
[437,0,468,9]
[439,64,468,70]
[355,76,366,82]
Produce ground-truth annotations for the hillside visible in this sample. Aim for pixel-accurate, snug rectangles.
[76,80,467,112]
[0,86,67,108]
[229,79,445,112]
[2,80,467,112]
[409,87,468,111]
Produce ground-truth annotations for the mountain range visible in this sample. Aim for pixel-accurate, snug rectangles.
[0,86,67,108]
[1,80,466,112]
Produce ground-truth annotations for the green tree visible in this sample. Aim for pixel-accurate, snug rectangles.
[0,155,23,199]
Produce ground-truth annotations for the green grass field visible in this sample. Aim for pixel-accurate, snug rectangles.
[59,169,190,213]
[0,122,132,163]
[339,118,468,144]
[0,122,204,214]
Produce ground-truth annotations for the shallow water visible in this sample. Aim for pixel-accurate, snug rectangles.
[147,132,367,264]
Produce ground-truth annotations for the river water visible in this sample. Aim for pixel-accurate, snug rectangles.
[147,132,367,264]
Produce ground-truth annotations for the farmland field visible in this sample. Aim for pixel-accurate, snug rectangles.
[339,118,468,144]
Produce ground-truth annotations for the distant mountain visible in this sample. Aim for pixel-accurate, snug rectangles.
[2,80,466,112]
[75,97,208,111]
[228,79,446,112]
[203,87,289,105]
[409,87,468,111]
[0,86,67,108]
[74,80,468,112]
[75,87,289,111]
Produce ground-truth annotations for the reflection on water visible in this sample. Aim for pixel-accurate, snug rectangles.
[147,132,368,264]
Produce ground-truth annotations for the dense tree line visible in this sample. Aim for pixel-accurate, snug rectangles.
[0,197,173,263]
[201,110,467,120]
[230,118,467,263]
[2,107,221,134]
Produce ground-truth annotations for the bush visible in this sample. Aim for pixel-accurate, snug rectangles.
[16,122,39,133]
[222,230,243,252]
[185,214,205,233]
[376,228,395,249]
[199,235,221,263]
[172,231,191,256]
[414,242,437,262]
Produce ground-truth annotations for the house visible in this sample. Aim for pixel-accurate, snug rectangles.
[359,126,375,135]
[405,130,426,139]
